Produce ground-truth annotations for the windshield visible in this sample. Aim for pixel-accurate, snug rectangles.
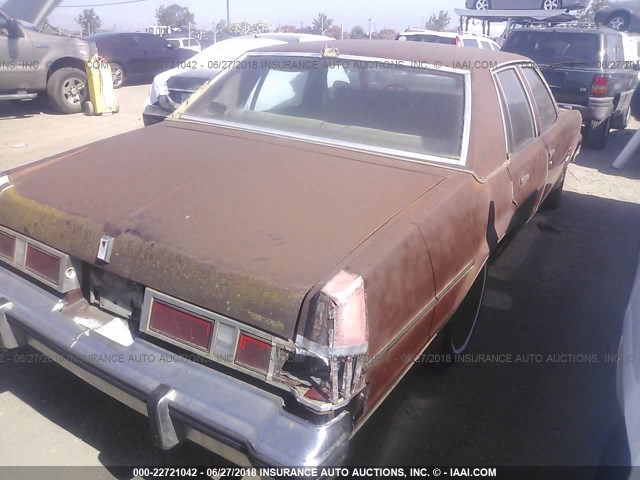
[182,55,467,162]
[502,31,601,66]
[399,34,456,45]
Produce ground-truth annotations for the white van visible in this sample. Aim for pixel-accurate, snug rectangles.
[167,37,202,53]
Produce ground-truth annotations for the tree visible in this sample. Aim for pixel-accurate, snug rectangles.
[215,19,227,33]
[324,24,343,39]
[378,28,397,40]
[75,8,101,36]
[424,10,451,31]
[576,0,607,22]
[227,20,272,35]
[155,4,195,29]
[350,25,367,39]
[312,13,333,34]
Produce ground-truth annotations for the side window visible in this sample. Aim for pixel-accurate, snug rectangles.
[496,69,536,153]
[606,34,624,62]
[136,33,167,49]
[465,38,480,48]
[167,39,180,48]
[247,70,309,112]
[522,67,558,132]
[118,34,138,48]
[480,41,491,50]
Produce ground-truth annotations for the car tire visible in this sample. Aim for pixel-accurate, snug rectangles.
[440,265,487,360]
[584,116,611,150]
[542,169,566,211]
[542,0,560,10]
[110,63,125,89]
[474,0,490,10]
[46,67,87,115]
[611,107,631,130]
[607,13,630,31]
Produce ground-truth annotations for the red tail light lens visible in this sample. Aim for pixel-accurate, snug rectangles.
[455,36,461,46]
[25,245,61,285]
[150,300,214,351]
[0,231,16,260]
[235,333,272,373]
[592,74,609,96]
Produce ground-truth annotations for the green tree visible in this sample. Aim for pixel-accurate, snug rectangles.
[155,4,195,29]
[75,8,101,36]
[312,13,333,34]
[350,25,366,39]
[424,10,451,31]
[324,24,343,39]
[378,28,397,40]
[576,0,607,22]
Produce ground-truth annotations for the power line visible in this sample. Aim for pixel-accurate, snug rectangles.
[59,0,148,7]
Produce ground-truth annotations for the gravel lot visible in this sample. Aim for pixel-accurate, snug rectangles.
[0,86,639,478]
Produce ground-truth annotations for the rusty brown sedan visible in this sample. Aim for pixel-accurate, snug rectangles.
[0,40,581,469]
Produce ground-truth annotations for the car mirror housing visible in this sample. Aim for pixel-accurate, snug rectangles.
[7,18,23,38]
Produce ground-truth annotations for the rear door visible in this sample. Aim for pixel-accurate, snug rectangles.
[520,65,571,196]
[494,66,548,224]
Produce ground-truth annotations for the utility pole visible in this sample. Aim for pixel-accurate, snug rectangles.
[226,0,230,26]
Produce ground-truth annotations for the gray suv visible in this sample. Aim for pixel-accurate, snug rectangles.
[0,0,96,114]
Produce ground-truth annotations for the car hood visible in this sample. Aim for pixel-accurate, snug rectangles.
[0,122,445,338]
[1,0,61,29]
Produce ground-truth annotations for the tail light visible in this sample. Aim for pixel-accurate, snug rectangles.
[0,231,16,260]
[290,270,368,411]
[591,74,609,96]
[455,36,461,46]
[25,245,62,286]
[149,300,214,351]
[235,333,272,373]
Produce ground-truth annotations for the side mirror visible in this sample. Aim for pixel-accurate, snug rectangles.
[7,18,23,38]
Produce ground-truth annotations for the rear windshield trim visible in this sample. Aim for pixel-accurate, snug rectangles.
[177,52,472,167]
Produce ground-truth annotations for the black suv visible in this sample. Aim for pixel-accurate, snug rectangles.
[502,25,638,149]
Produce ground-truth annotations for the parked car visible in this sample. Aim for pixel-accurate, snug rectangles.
[396,29,500,50]
[466,0,587,10]
[85,32,197,88]
[502,25,638,149]
[0,40,582,470]
[595,1,640,32]
[166,36,201,53]
[143,33,335,126]
[0,0,96,114]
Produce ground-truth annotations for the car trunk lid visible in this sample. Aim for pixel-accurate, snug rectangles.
[0,122,446,339]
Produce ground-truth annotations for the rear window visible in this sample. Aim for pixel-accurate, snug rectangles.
[184,55,467,162]
[399,34,456,45]
[464,39,480,48]
[502,31,601,67]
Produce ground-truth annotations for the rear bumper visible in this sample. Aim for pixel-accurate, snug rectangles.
[558,96,614,122]
[0,266,351,469]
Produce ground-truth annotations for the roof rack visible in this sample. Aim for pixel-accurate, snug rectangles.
[453,8,578,36]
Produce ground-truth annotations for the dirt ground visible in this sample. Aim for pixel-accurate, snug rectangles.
[0,86,639,478]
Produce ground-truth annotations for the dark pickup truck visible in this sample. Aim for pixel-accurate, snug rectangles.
[502,25,638,149]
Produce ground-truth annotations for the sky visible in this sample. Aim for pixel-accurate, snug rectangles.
[47,0,466,34]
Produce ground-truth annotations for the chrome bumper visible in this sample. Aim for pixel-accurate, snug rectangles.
[0,266,351,468]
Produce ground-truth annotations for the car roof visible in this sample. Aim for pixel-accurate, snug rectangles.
[511,25,620,35]
[248,39,523,69]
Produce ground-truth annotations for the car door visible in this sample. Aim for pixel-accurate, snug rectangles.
[494,66,548,224]
[520,65,573,196]
[0,12,37,90]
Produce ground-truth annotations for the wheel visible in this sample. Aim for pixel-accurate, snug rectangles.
[584,117,611,150]
[611,107,631,130]
[475,0,490,10]
[542,0,560,10]
[110,63,125,89]
[607,13,630,31]
[83,100,94,116]
[46,67,87,114]
[542,169,565,211]
[440,265,487,358]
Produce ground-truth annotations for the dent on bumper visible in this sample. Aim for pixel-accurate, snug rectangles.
[0,266,351,468]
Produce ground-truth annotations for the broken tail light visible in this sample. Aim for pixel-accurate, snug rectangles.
[288,270,368,411]
[591,74,609,96]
